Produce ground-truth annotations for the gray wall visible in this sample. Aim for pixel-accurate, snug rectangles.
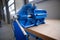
[36,0,60,19]
[15,0,24,12]
[16,0,60,19]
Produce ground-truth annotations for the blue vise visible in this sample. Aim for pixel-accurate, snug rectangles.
[13,3,47,40]
[17,3,47,28]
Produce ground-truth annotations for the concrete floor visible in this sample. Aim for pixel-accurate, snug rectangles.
[0,21,15,40]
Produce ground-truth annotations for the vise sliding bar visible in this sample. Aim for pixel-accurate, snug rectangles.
[15,19,27,36]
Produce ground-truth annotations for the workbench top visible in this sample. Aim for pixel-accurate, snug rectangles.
[25,19,60,40]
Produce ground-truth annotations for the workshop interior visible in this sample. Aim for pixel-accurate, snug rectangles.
[0,0,60,40]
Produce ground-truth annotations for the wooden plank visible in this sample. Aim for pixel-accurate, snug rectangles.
[25,19,60,40]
